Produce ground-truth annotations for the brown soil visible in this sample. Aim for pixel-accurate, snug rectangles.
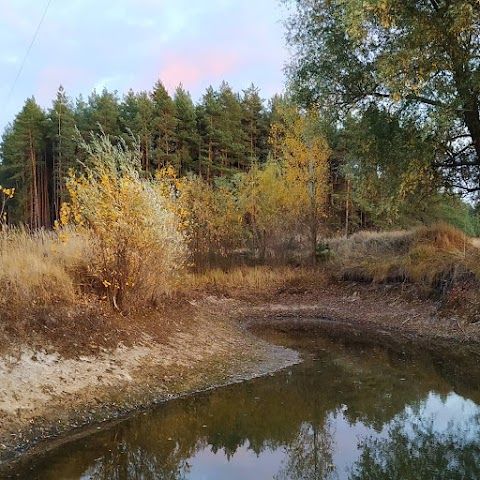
[1,281,480,471]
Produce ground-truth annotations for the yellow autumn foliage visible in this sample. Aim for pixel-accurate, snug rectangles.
[60,134,186,310]
[0,185,15,227]
[270,105,331,263]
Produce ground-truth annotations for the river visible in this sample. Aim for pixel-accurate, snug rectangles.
[8,330,480,479]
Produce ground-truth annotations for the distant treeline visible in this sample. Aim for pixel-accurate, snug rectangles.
[0,81,277,228]
[1,79,479,238]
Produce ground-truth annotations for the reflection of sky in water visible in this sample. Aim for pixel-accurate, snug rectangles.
[182,392,480,480]
[330,409,388,478]
[188,444,284,480]
[328,392,480,479]
[402,392,479,441]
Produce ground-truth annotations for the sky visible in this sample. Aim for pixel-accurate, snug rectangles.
[0,0,290,135]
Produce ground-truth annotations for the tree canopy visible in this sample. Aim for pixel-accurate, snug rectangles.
[284,0,480,193]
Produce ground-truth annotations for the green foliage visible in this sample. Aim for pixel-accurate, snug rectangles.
[315,241,331,261]
[284,0,480,192]
[242,84,270,162]
[343,106,439,228]
[48,86,78,219]
[174,85,200,174]
[0,82,277,229]
[152,80,178,169]
[196,83,250,177]
[426,195,480,237]
[0,97,49,227]
[87,88,122,136]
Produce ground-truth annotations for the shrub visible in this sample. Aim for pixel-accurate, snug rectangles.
[60,134,186,311]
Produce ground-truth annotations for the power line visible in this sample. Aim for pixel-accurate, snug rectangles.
[4,0,53,109]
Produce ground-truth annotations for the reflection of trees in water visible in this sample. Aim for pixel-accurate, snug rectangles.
[59,425,194,480]
[275,420,338,480]
[13,338,480,479]
[350,407,480,480]
[81,445,189,480]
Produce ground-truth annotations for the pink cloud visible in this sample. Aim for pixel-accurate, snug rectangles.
[157,49,243,94]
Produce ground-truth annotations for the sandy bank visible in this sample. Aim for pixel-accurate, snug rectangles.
[0,296,299,469]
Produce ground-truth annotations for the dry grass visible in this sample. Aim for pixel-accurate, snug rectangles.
[2,220,478,350]
[328,229,414,266]
[327,223,479,290]
[471,237,480,249]
[0,228,93,311]
[0,228,317,348]
[183,265,324,298]
[0,227,189,355]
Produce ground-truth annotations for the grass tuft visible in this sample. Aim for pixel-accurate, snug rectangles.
[328,223,479,293]
[0,228,82,310]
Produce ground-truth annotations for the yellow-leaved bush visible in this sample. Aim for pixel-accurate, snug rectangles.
[156,168,245,269]
[59,134,186,310]
[238,160,290,261]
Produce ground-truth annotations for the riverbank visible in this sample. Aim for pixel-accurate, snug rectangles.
[1,280,480,472]
[0,296,300,470]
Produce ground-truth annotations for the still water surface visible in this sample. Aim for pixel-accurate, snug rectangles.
[10,333,480,479]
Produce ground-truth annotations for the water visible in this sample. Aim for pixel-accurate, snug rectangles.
[8,333,480,479]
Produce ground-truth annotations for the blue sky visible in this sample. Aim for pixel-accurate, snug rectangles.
[0,0,289,134]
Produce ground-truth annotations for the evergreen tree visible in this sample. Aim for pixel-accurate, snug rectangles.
[0,98,50,227]
[242,84,269,163]
[173,85,200,174]
[0,125,18,224]
[48,86,77,218]
[151,81,178,169]
[197,86,223,180]
[74,94,90,137]
[88,88,122,136]
[119,89,139,145]
[217,81,248,172]
[120,90,155,171]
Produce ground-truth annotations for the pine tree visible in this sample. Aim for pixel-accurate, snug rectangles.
[173,85,199,174]
[120,89,139,145]
[197,86,223,180]
[48,86,77,219]
[88,88,122,136]
[217,81,248,172]
[0,125,18,224]
[120,90,155,171]
[1,98,50,227]
[151,81,178,169]
[241,84,269,163]
[74,94,90,137]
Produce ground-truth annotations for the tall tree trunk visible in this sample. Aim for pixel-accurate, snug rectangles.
[29,129,39,229]
[43,159,50,227]
[56,108,63,219]
[308,146,317,266]
[345,175,350,237]
[207,138,212,182]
